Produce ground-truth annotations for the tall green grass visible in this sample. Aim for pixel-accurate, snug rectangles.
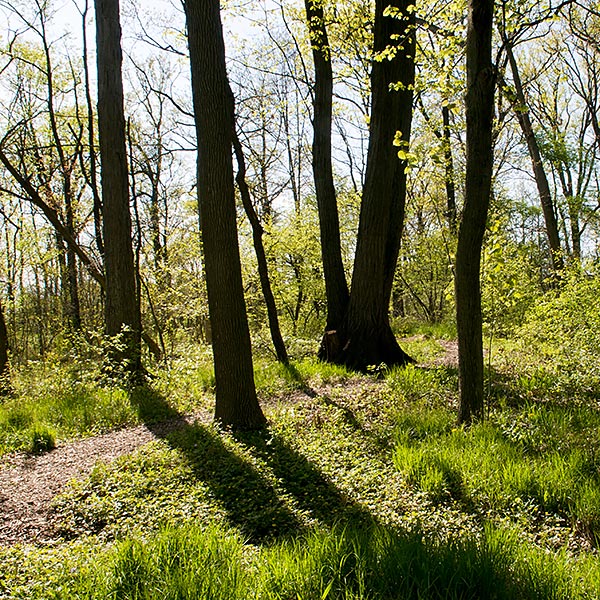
[393,401,600,541]
[4,523,598,599]
[0,344,351,457]
[0,376,134,455]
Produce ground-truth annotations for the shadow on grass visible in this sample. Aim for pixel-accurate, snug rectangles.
[83,385,595,600]
[128,385,371,542]
[279,362,318,398]
[235,429,373,529]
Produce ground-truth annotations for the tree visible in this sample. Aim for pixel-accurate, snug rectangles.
[0,2,88,333]
[501,42,564,273]
[95,0,142,377]
[455,0,495,424]
[327,0,415,370]
[304,0,349,334]
[232,130,289,364]
[184,0,266,430]
[0,299,10,396]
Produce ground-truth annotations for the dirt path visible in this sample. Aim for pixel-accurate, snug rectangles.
[0,341,459,548]
[0,414,204,547]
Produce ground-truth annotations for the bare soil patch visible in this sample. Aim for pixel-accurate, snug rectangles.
[0,414,205,546]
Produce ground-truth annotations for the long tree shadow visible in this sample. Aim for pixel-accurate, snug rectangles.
[129,385,372,543]
[235,428,373,529]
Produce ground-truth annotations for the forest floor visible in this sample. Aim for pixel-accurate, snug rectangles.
[0,338,457,548]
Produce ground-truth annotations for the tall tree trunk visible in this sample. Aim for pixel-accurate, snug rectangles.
[184,0,266,430]
[232,132,289,364]
[39,7,83,332]
[556,168,581,262]
[416,94,457,232]
[81,0,104,258]
[455,0,495,425]
[64,213,82,331]
[304,0,349,334]
[505,44,563,273]
[442,103,458,233]
[330,0,415,370]
[0,298,10,397]
[95,0,142,376]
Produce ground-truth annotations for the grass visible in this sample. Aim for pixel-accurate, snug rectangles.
[392,398,600,544]
[3,521,599,599]
[0,343,351,457]
[2,334,600,598]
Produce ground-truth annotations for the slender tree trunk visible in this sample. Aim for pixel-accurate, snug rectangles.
[455,0,495,425]
[442,104,457,233]
[0,299,10,397]
[95,0,142,377]
[304,0,349,334]
[557,168,581,262]
[329,0,415,370]
[64,214,82,331]
[184,0,266,430]
[39,9,83,332]
[505,44,563,273]
[232,131,289,364]
[416,94,457,232]
[81,0,104,258]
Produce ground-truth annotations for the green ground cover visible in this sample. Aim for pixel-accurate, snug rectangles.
[1,322,600,598]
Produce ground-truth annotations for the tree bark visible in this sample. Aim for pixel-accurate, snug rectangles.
[184,0,266,430]
[0,299,11,397]
[95,0,142,377]
[232,131,289,364]
[81,0,104,259]
[455,0,495,425]
[505,44,564,273]
[332,0,415,371]
[304,0,349,333]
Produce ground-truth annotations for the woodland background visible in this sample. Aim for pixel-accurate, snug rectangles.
[2,1,600,598]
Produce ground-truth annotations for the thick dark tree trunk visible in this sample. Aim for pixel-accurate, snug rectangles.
[95,0,142,378]
[331,0,415,371]
[304,0,349,334]
[184,0,266,430]
[455,0,495,425]
[505,44,563,273]
[232,132,289,364]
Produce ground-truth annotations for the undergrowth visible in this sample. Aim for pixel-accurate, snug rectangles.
[2,326,600,598]
[2,520,599,599]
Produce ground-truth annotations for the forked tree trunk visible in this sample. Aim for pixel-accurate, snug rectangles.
[330,0,415,371]
[184,0,266,430]
[455,0,495,424]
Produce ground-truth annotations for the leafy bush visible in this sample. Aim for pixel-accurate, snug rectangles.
[509,270,600,398]
[481,219,544,338]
